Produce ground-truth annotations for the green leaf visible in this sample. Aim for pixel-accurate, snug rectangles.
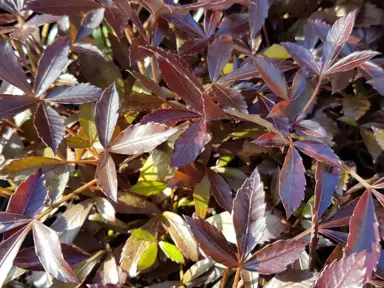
[138,242,158,271]
[131,228,156,242]
[361,128,382,163]
[139,145,175,182]
[373,127,384,151]
[159,241,184,264]
[193,174,211,219]
[79,103,98,143]
[65,136,90,148]
[130,181,166,196]
[337,116,358,126]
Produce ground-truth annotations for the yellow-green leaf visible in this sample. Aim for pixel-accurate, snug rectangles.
[159,241,184,264]
[79,103,98,143]
[130,181,166,196]
[193,174,211,219]
[263,44,290,59]
[138,243,158,271]
[131,228,156,242]
[65,136,90,148]
[373,127,384,151]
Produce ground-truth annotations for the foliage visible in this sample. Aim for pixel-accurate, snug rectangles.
[0,0,384,287]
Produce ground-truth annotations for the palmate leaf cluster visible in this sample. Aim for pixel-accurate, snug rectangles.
[0,0,383,287]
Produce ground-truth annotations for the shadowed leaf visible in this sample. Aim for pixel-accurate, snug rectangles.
[193,174,211,219]
[25,0,102,15]
[279,146,306,218]
[208,35,233,82]
[75,8,105,43]
[35,37,70,96]
[244,240,307,274]
[207,169,233,212]
[130,70,167,100]
[233,168,266,260]
[45,83,102,104]
[184,216,239,268]
[0,94,38,121]
[96,152,117,202]
[210,84,247,112]
[248,0,270,38]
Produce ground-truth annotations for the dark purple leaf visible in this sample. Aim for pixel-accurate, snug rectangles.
[114,0,147,40]
[179,39,209,55]
[34,37,70,96]
[326,51,380,75]
[210,84,247,112]
[279,146,306,218]
[248,0,270,39]
[321,10,357,74]
[314,162,341,219]
[319,229,348,245]
[75,8,105,43]
[345,189,380,280]
[252,57,289,100]
[0,94,38,121]
[294,119,327,138]
[202,92,227,121]
[367,76,384,96]
[184,216,238,268]
[0,224,31,287]
[208,35,233,82]
[141,46,204,112]
[204,10,222,37]
[243,240,307,274]
[71,43,106,59]
[6,170,47,218]
[14,244,89,271]
[170,119,207,168]
[109,122,176,155]
[251,132,288,148]
[0,212,31,234]
[313,252,366,288]
[141,109,200,126]
[320,198,359,229]
[0,38,32,93]
[34,103,65,153]
[163,13,205,38]
[268,100,290,118]
[95,152,117,202]
[282,42,320,75]
[294,140,341,167]
[32,220,78,283]
[0,0,24,14]
[290,68,308,101]
[233,168,266,260]
[217,13,249,37]
[207,170,233,212]
[25,0,103,16]
[95,83,119,148]
[45,83,102,104]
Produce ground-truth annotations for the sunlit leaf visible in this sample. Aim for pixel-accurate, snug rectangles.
[130,181,166,196]
[159,241,184,264]
[208,35,233,82]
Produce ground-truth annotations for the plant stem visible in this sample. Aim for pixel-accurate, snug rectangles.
[67,159,98,165]
[342,163,371,189]
[309,213,319,271]
[233,267,241,288]
[36,178,97,220]
[301,76,323,115]
[219,269,230,288]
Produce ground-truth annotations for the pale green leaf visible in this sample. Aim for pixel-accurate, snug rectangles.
[159,241,184,264]
[138,242,158,271]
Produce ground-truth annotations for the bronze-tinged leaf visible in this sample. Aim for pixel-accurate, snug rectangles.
[202,93,227,122]
[314,162,341,219]
[294,119,327,138]
[0,94,38,121]
[179,39,210,56]
[251,132,288,148]
[32,220,78,283]
[372,127,384,151]
[109,122,177,155]
[170,119,207,168]
[252,57,289,100]
[279,146,306,218]
[204,10,222,37]
[95,152,117,202]
[34,103,65,153]
[207,169,233,212]
[0,223,32,287]
[0,157,66,179]
[6,170,47,218]
[345,189,380,280]
[208,35,233,82]
[282,42,320,75]
[313,251,366,288]
[141,46,204,112]
[184,216,239,268]
[0,38,32,93]
[244,240,307,274]
[233,168,266,260]
[25,0,103,16]
[114,0,147,40]
[163,211,199,262]
[34,37,70,96]
[294,140,340,167]
[210,84,247,112]
[115,192,160,215]
[321,10,357,74]
[361,128,382,163]
[119,92,163,113]
[167,162,205,188]
[0,212,31,234]
[45,83,103,104]
[95,83,119,148]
